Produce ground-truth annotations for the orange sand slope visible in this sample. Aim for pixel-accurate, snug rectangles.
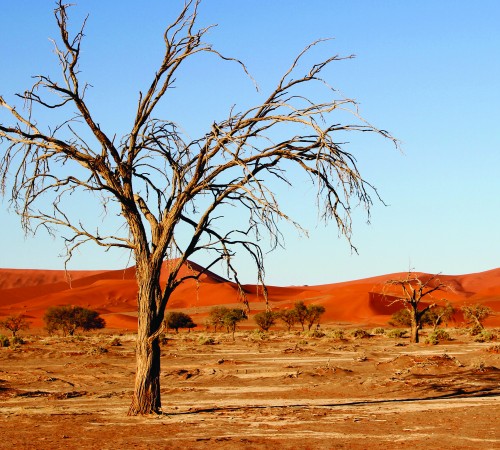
[0,263,499,329]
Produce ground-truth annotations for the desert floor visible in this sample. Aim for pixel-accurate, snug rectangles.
[0,328,499,449]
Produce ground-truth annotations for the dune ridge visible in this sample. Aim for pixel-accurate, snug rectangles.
[0,263,498,329]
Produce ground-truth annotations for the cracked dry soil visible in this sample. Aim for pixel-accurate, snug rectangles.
[0,331,498,449]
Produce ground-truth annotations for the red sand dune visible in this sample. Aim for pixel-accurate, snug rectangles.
[0,262,499,330]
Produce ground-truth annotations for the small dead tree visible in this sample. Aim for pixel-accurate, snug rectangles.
[0,1,397,414]
[0,314,30,338]
[384,273,450,343]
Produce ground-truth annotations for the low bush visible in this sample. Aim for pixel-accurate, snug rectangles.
[485,344,500,354]
[87,345,108,355]
[474,330,496,343]
[11,336,25,345]
[469,325,483,336]
[425,334,439,345]
[306,329,325,338]
[328,329,346,341]
[249,330,269,341]
[198,336,216,345]
[434,329,451,341]
[425,329,452,345]
[387,329,407,339]
[254,311,277,332]
[372,327,385,335]
[109,337,122,346]
[351,329,370,339]
[0,335,10,347]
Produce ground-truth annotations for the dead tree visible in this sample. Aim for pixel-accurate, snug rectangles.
[0,1,397,414]
[384,272,450,343]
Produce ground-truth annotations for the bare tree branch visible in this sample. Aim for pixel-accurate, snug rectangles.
[0,1,398,415]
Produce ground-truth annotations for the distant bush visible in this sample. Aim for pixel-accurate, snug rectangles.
[110,337,122,347]
[0,335,10,347]
[11,336,25,345]
[387,329,407,339]
[485,344,500,354]
[279,309,298,331]
[293,301,326,331]
[164,312,196,333]
[208,306,229,332]
[388,309,411,328]
[351,329,370,339]
[254,311,278,332]
[44,305,105,336]
[328,329,346,341]
[424,329,451,345]
[433,329,451,341]
[198,336,216,345]
[208,307,247,338]
[87,345,108,355]
[425,303,455,330]
[462,304,493,332]
[305,329,325,338]
[469,325,483,336]
[305,305,326,331]
[372,328,385,335]
[474,330,496,343]
[425,334,439,345]
[249,329,269,341]
[0,314,30,337]
[223,309,247,339]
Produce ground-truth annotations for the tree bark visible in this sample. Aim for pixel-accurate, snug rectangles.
[128,330,162,415]
[410,311,419,343]
[128,267,164,415]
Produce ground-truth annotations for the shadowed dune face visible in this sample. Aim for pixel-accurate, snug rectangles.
[0,263,499,329]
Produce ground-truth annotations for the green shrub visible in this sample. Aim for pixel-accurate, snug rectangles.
[0,335,10,347]
[425,334,439,345]
[11,336,24,345]
[198,336,216,345]
[469,325,483,336]
[388,309,411,327]
[372,327,385,335]
[254,311,277,332]
[433,329,451,341]
[306,329,325,338]
[44,305,105,336]
[164,311,196,333]
[110,337,122,346]
[424,329,451,345]
[250,329,269,341]
[462,304,493,331]
[474,330,496,343]
[293,301,326,331]
[387,329,407,339]
[351,329,370,339]
[328,329,346,341]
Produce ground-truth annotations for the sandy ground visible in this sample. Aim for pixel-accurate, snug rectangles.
[0,328,499,449]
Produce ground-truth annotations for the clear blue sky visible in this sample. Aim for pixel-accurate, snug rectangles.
[1,1,499,285]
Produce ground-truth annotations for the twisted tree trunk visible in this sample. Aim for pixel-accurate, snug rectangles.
[410,308,420,343]
[128,268,165,415]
